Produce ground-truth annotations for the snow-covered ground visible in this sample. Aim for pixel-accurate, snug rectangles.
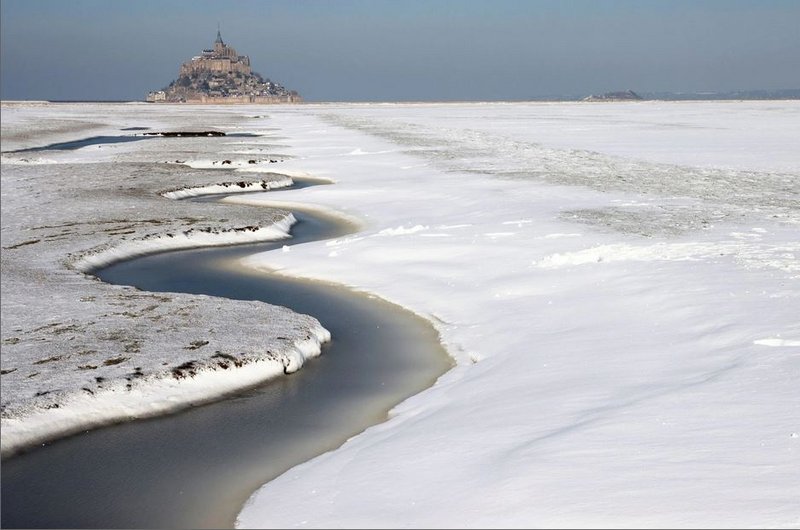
[234,101,800,528]
[0,102,329,456]
[2,101,798,527]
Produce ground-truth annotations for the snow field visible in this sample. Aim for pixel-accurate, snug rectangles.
[236,102,799,528]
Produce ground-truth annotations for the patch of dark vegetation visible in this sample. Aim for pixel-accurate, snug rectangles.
[208,158,284,166]
[185,340,210,350]
[30,323,60,333]
[1,368,17,375]
[33,355,62,365]
[211,352,243,369]
[172,360,198,379]
[3,239,41,250]
[78,365,98,370]
[103,356,128,366]
[120,127,150,131]
[3,337,20,345]
[143,131,225,137]
[51,324,81,335]
[27,372,40,378]
[34,390,50,397]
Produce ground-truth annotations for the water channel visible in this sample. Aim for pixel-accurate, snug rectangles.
[1,183,452,528]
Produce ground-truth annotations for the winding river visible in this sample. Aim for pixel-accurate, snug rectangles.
[1,182,452,528]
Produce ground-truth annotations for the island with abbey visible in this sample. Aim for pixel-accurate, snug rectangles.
[147,30,301,104]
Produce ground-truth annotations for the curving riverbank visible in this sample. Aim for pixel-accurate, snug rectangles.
[0,174,337,457]
[2,201,452,528]
[1,122,448,527]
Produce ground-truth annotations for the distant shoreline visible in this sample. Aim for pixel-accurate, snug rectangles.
[1,90,799,105]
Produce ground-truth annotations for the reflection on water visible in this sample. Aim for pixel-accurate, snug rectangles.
[1,209,452,529]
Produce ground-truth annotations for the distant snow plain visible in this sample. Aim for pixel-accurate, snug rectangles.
[2,100,798,528]
[233,101,799,528]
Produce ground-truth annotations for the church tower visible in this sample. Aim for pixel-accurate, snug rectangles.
[214,26,224,54]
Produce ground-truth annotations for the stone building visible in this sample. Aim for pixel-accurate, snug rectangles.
[147,29,301,104]
[179,30,252,77]
[146,90,166,102]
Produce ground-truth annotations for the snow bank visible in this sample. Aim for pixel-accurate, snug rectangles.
[73,214,295,273]
[161,176,293,199]
[236,102,799,528]
[178,158,289,170]
[1,328,329,457]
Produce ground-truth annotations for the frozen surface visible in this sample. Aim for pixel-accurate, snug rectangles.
[235,102,799,528]
[0,103,329,456]
[2,101,798,527]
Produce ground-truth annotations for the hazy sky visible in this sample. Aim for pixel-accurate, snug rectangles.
[1,0,798,101]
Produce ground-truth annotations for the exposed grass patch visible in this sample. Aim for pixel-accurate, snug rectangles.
[172,360,198,379]
[2,239,41,250]
[211,352,243,369]
[33,355,63,365]
[103,356,128,366]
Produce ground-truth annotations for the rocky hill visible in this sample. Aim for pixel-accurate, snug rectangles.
[160,70,297,103]
[582,90,643,102]
[147,30,300,104]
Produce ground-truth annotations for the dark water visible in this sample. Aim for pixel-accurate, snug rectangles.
[5,132,257,153]
[5,135,150,153]
[1,203,451,528]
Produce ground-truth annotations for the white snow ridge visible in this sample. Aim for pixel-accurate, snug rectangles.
[73,214,295,273]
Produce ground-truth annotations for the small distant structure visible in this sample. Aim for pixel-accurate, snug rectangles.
[583,90,643,102]
[146,28,301,104]
[146,90,166,102]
